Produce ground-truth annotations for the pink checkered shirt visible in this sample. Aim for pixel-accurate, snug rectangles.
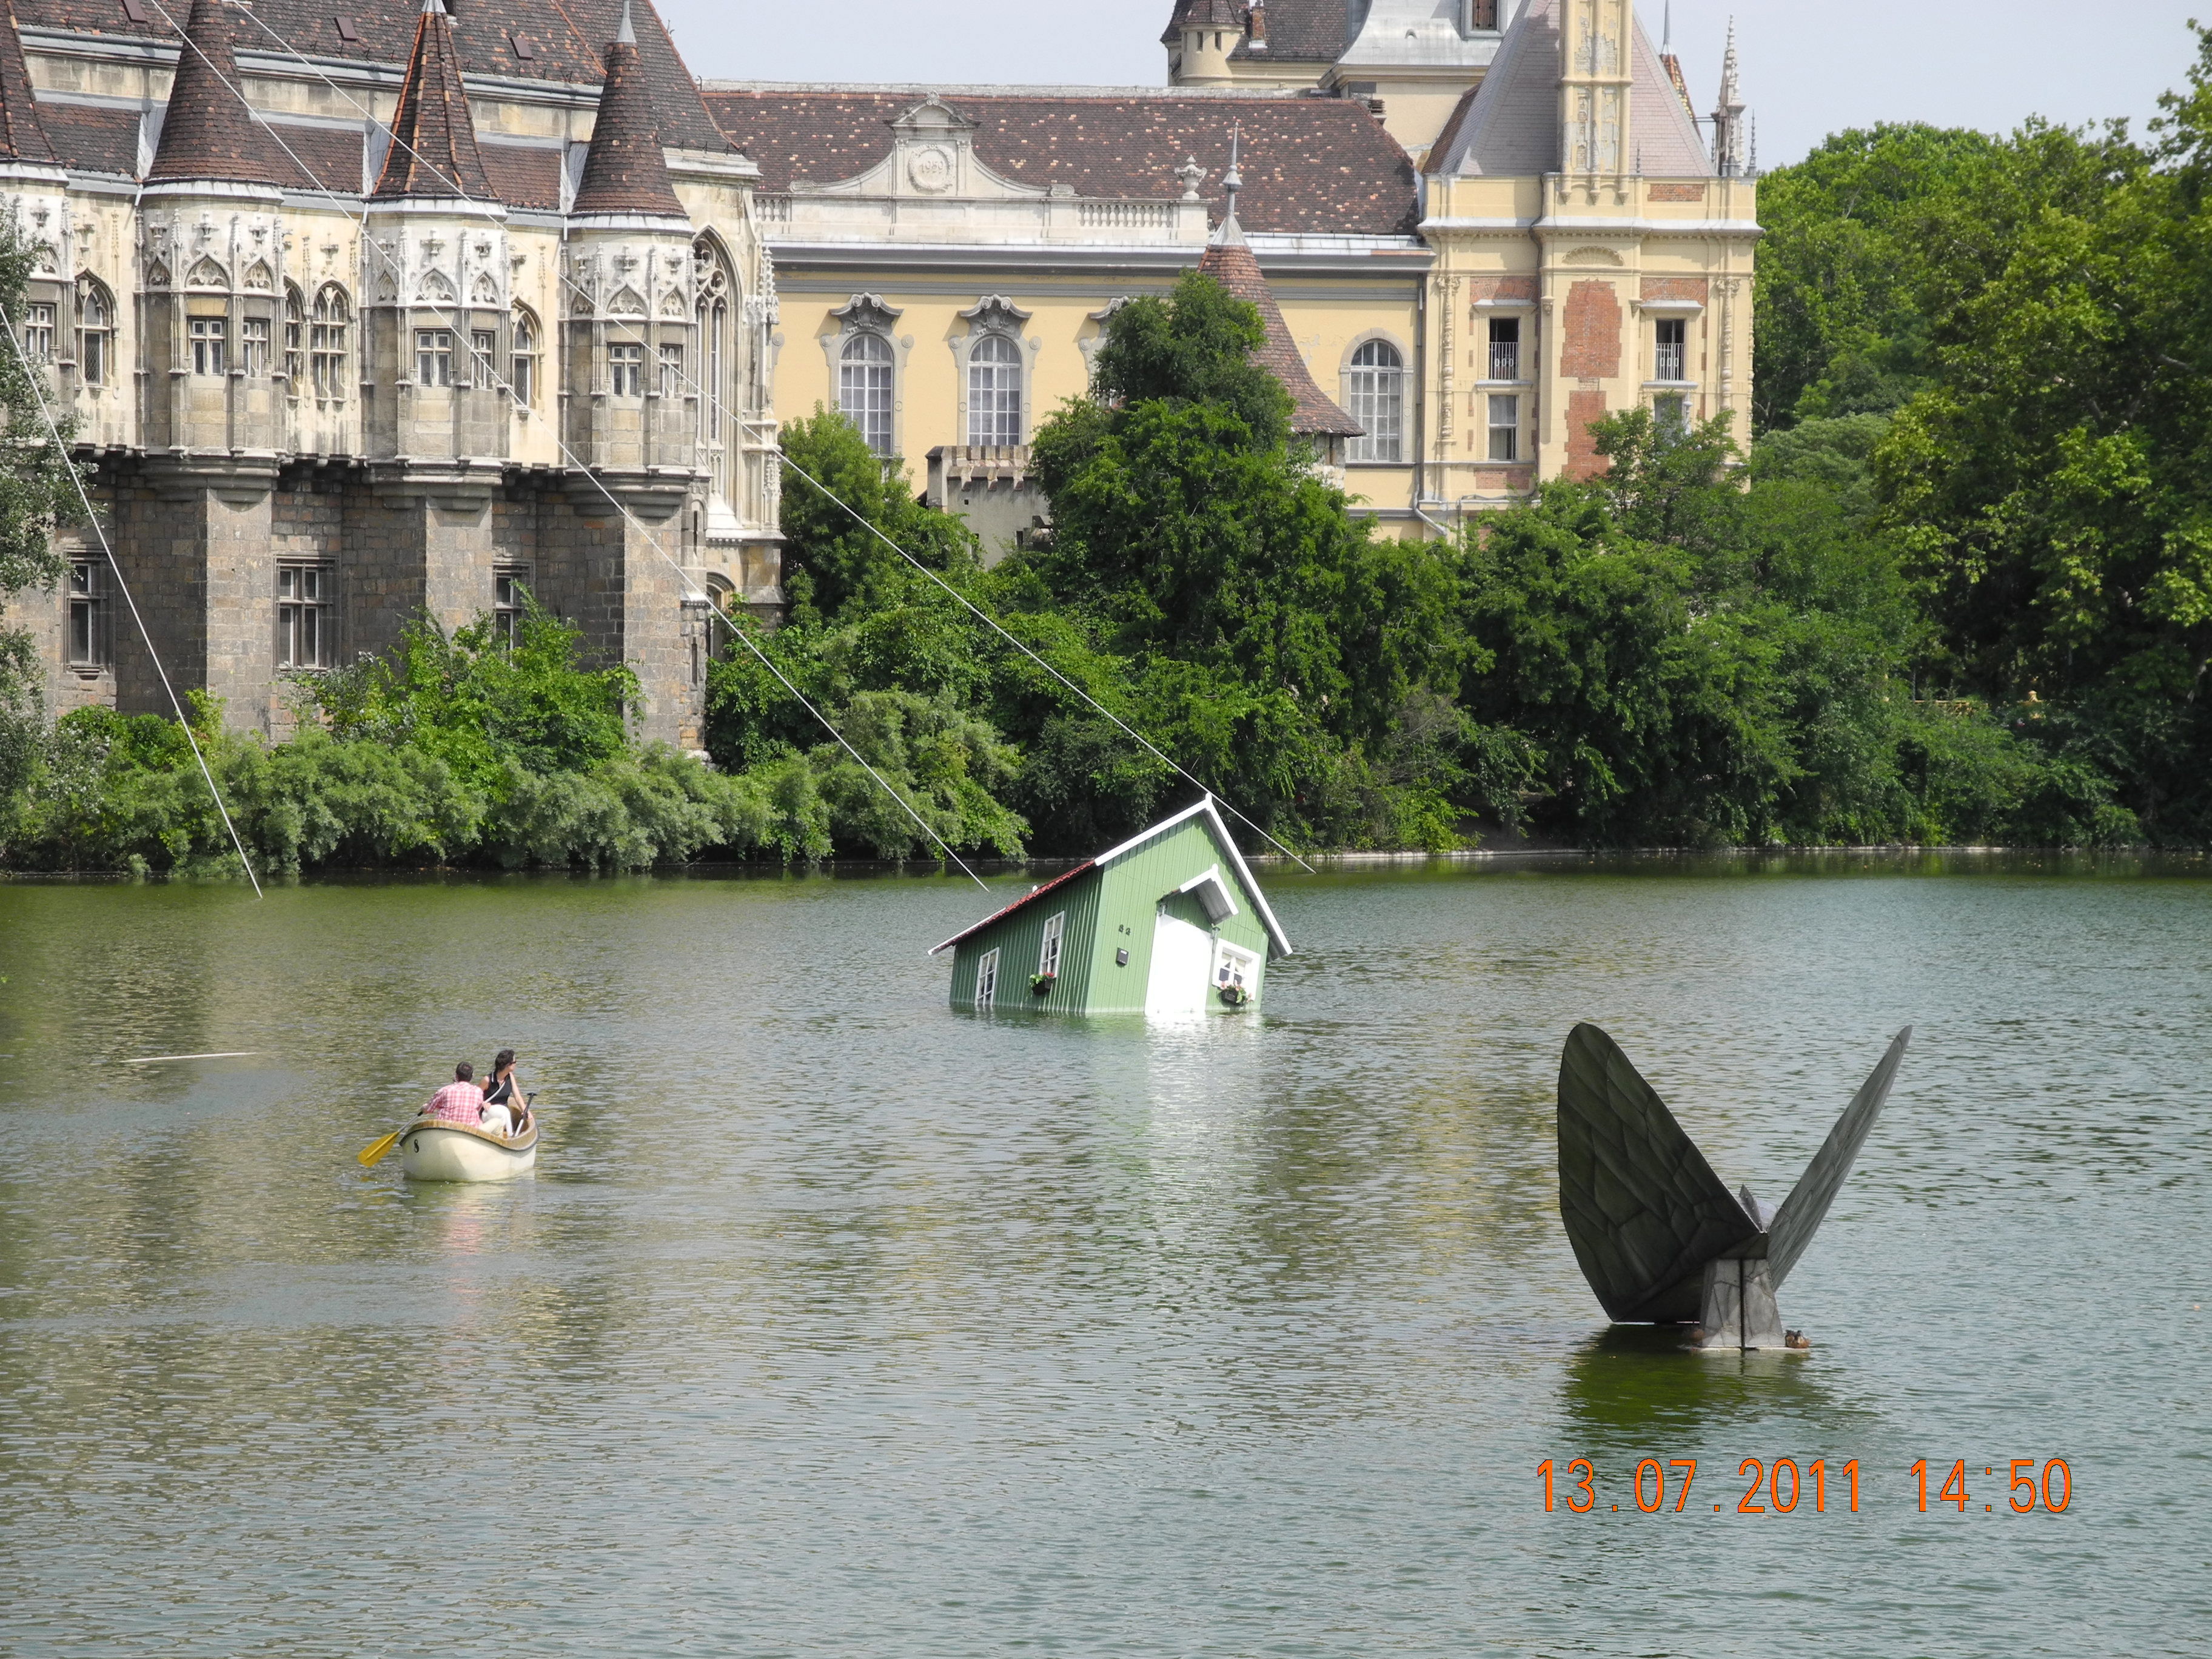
[423,1082,486,1125]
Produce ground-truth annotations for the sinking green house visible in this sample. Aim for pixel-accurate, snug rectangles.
[932,797,1293,1016]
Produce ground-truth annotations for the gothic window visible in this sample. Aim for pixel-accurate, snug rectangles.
[658,341,685,400]
[276,563,333,669]
[510,306,538,407]
[1346,339,1404,463]
[966,333,1022,447]
[283,284,304,386]
[241,317,270,377]
[20,302,55,361]
[608,340,645,397]
[310,286,349,400]
[839,331,894,457]
[67,560,109,668]
[694,239,732,488]
[189,317,226,376]
[494,565,531,648]
[74,277,112,385]
[415,328,454,386]
[471,329,497,389]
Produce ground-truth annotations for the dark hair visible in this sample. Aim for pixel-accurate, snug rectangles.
[455,1062,475,1082]
[494,1049,516,1071]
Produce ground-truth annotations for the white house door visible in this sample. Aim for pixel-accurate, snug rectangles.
[1145,911,1215,1017]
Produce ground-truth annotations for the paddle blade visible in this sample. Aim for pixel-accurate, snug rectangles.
[357,1129,402,1168]
[1768,1027,1912,1285]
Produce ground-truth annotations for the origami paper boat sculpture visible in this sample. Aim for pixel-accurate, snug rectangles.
[1556,1023,1912,1350]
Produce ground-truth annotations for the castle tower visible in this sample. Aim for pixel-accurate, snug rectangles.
[1711,19,1748,178]
[558,1,708,743]
[1558,0,1634,193]
[350,0,513,663]
[1167,0,1243,87]
[0,1,68,385]
[128,0,293,731]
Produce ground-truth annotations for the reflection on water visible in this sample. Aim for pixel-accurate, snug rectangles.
[1,856,2208,1657]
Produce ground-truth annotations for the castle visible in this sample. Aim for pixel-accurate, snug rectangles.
[2,0,1754,740]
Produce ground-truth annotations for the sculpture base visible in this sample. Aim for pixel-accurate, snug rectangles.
[1695,1257,1789,1351]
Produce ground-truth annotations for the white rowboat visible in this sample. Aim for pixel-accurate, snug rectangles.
[400,1117,538,1183]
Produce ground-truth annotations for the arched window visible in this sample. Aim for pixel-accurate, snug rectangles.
[967,333,1022,447]
[1346,338,1404,463]
[310,284,350,401]
[283,283,304,387]
[510,305,539,408]
[839,332,894,457]
[75,275,113,386]
[694,237,734,502]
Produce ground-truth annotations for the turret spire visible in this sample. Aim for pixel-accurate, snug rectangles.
[372,0,495,199]
[570,2,686,218]
[147,0,284,187]
[1711,16,1748,177]
[0,0,57,164]
[1218,121,1244,240]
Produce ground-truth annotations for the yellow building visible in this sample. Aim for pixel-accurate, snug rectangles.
[706,83,1436,550]
[1417,0,1757,522]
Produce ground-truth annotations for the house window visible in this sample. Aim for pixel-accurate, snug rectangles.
[511,307,538,407]
[189,316,226,375]
[471,329,497,389]
[974,947,999,1008]
[1655,317,1688,383]
[1346,339,1404,463]
[276,564,332,669]
[1213,940,1259,997]
[241,316,270,377]
[609,340,645,397]
[839,332,894,456]
[66,560,109,668]
[1654,392,1688,437]
[1488,316,1521,381]
[494,566,530,647]
[415,329,452,386]
[311,286,349,400]
[21,302,54,361]
[658,341,685,400]
[1038,912,1065,980]
[1468,0,1498,29]
[967,333,1022,447]
[282,286,303,385]
[76,278,112,385]
[1487,394,1520,462]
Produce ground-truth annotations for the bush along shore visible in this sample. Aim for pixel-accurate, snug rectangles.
[17,15,2212,886]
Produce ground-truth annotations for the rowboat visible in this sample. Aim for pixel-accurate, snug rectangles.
[399,1116,538,1183]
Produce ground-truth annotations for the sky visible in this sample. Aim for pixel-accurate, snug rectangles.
[657,0,2205,166]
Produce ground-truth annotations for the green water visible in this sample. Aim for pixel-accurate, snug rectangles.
[0,857,2205,1656]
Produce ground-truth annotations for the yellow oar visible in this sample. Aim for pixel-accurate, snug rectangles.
[357,1128,403,1168]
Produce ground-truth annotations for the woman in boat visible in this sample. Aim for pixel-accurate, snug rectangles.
[481,1050,527,1138]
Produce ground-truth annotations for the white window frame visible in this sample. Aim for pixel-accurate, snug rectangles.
[1486,315,1522,383]
[66,559,108,669]
[415,328,453,387]
[965,332,1024,447]
[974,947,1000,1009]
[471,328,498,389]
[189,316,226,377]
[608,340,645,398]
[241,315,270,377]
[494,565,531,648]
[276,562,333,670]
[1345,338,1406,464]
[1654,317,1689,385]
[1213,939,1260,996]
[1487,393,1520,463]
[1037,912,1065,980]
[310,286,350,401]
[21,301,55,361]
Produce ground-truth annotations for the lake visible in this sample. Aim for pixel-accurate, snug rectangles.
[0,856,2206,1657]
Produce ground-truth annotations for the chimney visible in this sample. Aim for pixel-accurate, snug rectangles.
[1248,1,1267,47]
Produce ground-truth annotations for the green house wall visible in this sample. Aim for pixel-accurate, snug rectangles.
[947,813,1276,1017]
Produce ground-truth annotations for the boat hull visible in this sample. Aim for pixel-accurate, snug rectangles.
[400,1120,538,1183]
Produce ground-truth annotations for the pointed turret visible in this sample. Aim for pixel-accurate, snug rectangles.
[1196,135,1361,445]
[372,0,494,201]
[1711,18,1747,177]
[571,1,687,219]
[0,2,57,164]
[147,0,283,186]
[1658,2,1695,122]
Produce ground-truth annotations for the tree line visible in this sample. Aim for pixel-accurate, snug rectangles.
[5,28,2212,871]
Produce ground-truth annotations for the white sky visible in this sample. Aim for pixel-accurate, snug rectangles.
[659,0,2206,167]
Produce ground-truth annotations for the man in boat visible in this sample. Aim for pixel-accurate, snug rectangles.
[421,1064,489,1130]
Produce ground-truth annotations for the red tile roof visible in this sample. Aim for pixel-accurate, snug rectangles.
[703,88,1419,239]
[1233,0,1346,63]
[571,29,683,216]
[145,0,287,186]
[371,0,495,201]
[1198,232,1362,437]
[0,3,55,162]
